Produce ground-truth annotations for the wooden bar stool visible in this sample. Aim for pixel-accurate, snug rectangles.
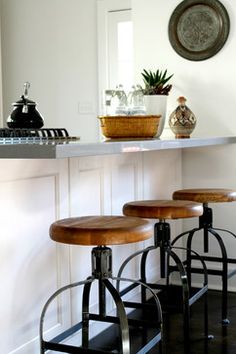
[39,216,163,354]
[118,200,210,354]
[172,188,236,325]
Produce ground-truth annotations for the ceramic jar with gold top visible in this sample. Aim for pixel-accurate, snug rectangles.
[169,96,196,138]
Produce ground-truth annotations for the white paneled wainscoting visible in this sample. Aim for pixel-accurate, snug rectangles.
[3,144,236,353]
[0,150,181,353]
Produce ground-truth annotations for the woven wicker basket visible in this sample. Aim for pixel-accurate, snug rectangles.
[98,115,161,139]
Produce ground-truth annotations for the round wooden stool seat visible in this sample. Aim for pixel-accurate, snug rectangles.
[50,215,152,246]
[173,188,236,204]
[123,200,203,220]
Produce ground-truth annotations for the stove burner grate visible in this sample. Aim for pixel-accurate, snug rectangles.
[0,128,70,139]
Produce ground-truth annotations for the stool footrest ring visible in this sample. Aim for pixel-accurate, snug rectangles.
[40,275,162,354]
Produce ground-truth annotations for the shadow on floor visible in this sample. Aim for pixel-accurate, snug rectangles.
[90,290,236,354]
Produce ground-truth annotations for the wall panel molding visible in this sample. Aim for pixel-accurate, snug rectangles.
[0,159,71,354]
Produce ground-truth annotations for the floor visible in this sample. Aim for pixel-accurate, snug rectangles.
[160,290,236,354]
[90,289,236,354]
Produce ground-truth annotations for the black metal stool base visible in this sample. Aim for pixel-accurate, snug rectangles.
[40,246,163,354]
[171,204,236,325]
[117,221,210,354]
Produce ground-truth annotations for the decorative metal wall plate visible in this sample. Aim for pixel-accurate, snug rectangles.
[168,0,230,61]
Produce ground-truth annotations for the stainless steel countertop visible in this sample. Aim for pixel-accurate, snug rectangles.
[0,136,236,159]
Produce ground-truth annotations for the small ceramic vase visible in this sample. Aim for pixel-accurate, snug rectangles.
[169,96,196,138]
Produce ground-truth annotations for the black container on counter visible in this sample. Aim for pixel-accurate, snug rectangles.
[7,82,44,129]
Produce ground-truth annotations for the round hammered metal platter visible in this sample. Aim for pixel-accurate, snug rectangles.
[168,0,230,61]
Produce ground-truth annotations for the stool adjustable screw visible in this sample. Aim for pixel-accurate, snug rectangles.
[154,221,171,248]
[199,205,213,228]
[154,222,171,278]
[92,246,112,279]
[199,205,213,253]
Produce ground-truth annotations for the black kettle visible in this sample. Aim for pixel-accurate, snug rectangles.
[7,82,44,129]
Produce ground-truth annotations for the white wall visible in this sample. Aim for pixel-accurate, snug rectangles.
[0,0,99,141]
[132,0,236,137]
[3,0,235,140]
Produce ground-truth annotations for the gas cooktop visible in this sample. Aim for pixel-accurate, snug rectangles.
[0,128,79,143]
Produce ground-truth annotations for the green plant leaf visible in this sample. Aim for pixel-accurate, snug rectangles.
[141,68,174,95]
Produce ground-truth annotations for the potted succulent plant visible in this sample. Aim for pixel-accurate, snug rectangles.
[141,69,174,137]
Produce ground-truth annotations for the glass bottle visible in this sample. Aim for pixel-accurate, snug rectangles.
[127,85,146,115]
[103,89,115,115]
[114,85,127,115]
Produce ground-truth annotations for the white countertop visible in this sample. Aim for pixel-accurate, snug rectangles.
[0,136,236,159]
